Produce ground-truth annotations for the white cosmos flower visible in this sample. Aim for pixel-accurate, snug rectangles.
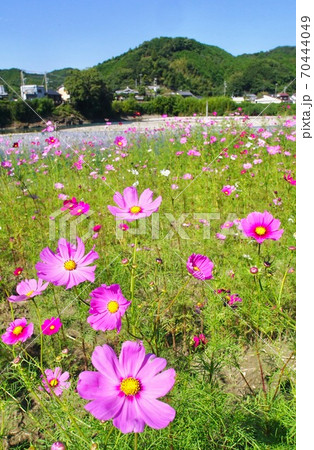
[160,169,171,177]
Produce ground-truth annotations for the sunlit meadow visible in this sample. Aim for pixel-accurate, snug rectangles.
[0,113,296,449]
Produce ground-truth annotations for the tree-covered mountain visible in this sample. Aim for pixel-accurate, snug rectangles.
[0,37,296,98]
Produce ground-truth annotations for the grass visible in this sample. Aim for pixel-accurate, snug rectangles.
[0,113,296,449]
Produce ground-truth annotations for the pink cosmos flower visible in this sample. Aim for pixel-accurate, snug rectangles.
[221,221,234,229]
[182,173,193,180]
[193,334,207,348]
[216,233,226,240]
[284,174,296,186]
[186,254,214,280]
[60,197,78,211]
[267,145,281,155]
[221,185,236,196]
[243,163,252,170]
[87,284,131,333]
[41,317,62,335]
[193,335,200,347]
[93,224,102,232]
[54,183,64,189]
[114,136,127,148]
[119,223,129,231]
[77,341,176,433]
[42,121,55,133]
[50,443,66,450]
[69,201,90,216]
[227,294,243,307]
[108,187,162,222]
[8,278,49,302]
[35,237,99,289]
[41,367,70,396]
[1,318,34,345]
[273,198,282,206]
[240,211,284,244]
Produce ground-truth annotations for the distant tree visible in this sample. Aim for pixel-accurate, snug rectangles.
[64,69,112,120]
[0,102,13,127]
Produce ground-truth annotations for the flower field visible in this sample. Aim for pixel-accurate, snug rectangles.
[0,113,296,449]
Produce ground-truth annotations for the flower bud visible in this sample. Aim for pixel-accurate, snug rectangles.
[51,442,66,450]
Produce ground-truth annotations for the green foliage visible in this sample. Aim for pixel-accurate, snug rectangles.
[9,98,55,123]
[64,68,112,120]
[0,101,13,127]
[112,95,294,117]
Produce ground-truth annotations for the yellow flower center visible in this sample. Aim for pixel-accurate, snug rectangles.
[107,301,119,313]
[120,377,141,396]
[49,378,59,387]
[49,325,55,330]
[118,141,122,146]
[130,206,142,214]
[64,260,77,271]
[26,290,34,297]
[12,326,23,335]
[255,226,267,236]
[77,209,82,213]
[193,266,200,271]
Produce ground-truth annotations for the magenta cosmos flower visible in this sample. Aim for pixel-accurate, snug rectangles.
[221,185,236,196]
[1,318,34,345]
[87,284,131,333]
[77,341,176,434]
[114,136,127,147]
[41,317,62,335]
[8,278,49,302]
[69,201,90,216]
[108,187,162,222]
[187,254,214,280]
[35,237,99,290]
[41,367,70,396]
[240,211,284,244]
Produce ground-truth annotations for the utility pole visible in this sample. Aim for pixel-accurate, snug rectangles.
[139,73,142,85]
[44,73,48,91]
[205,100,208,117]
[223,81,227,96]
[20,70,25,86]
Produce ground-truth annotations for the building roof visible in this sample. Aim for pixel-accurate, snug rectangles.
[177,90,194,97]
[45,89,61,96]
[115,86,139,95]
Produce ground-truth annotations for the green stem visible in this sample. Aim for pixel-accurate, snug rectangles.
[134,432,138,450]
[162,278,190,314]
[277,267,289,308]
[104,424,115,447]
[130,229,138,332]
[32,298,43,370]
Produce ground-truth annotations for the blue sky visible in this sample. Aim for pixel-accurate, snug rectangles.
[0,0,296,72]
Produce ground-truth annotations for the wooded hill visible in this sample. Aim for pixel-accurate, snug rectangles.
[0,37,296,98]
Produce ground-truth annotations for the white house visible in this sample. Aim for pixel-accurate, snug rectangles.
[256,95,281,104]
[0,85,8,99]
[57,85,70,102]
[20,85,45,100]
[232,96,245,103]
